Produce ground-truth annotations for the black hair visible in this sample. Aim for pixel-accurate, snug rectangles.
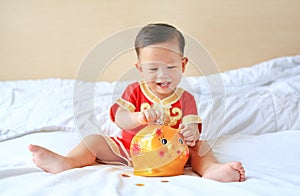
[134,23,185,58]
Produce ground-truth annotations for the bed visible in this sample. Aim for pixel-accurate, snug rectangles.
[1,55,300,195]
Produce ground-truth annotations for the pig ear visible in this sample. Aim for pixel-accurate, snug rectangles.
[155,128,163,137]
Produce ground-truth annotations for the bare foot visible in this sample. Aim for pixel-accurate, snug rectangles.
[202,162,246,182]
[28,144,74,174]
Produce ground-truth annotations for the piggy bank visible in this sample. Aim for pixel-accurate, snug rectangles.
[130,125,189,177]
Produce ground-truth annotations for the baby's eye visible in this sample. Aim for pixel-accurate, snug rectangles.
[161,138,168,145]
[167,66,177,69]
[149,68,158,71]
[178,138,183,144]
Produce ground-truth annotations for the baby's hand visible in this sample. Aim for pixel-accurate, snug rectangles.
[137,108,163,125]
[179,123,200,147]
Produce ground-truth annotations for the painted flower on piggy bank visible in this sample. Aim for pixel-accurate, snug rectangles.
[130,125,189,176]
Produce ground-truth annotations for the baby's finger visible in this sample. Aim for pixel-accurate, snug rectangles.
[184,135,195,141]
[179,123,185,129]
[147,110,156,122]
[154,110,163,124]
[143,110,150,122]
[146,109,160,123]
[182,129,194,138]
[154,109,161,119]
[144,110,154,123]
[152,109,161,122]
[179,124,186,134]
[185,140,196,147]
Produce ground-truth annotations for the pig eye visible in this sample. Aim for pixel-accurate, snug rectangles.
[178,138,183,144]
[161,138,168,145]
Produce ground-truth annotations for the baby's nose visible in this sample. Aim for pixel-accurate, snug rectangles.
[157,67,169,77]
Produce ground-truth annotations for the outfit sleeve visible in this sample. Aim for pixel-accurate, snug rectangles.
[109,82,139,122]
[181,91,202,133]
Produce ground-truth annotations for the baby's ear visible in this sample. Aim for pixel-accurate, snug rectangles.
[135,63,142,72]
[181,57,188,72]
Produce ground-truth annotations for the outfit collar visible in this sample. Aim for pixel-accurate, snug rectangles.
[139,80,184,106]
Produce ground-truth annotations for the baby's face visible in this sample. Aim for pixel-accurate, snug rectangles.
[136,39,188,99]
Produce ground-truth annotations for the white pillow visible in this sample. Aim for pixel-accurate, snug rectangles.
[186,55,300,140]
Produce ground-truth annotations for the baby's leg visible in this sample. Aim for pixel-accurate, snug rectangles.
[29,134,126,174]
[189,141,246,182]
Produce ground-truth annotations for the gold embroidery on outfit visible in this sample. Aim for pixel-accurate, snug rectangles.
[140,81,160,103]
[116,98,136,112]
[162,88,184,105]
[168,107,182,126]
[182,115,202,124]
[140,103,151,111]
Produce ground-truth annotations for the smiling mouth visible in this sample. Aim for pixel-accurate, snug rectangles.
[157,82,171,88]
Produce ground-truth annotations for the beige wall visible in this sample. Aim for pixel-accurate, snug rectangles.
[0,0,299,81]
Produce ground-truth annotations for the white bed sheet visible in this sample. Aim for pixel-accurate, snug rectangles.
[0,130,299,196]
